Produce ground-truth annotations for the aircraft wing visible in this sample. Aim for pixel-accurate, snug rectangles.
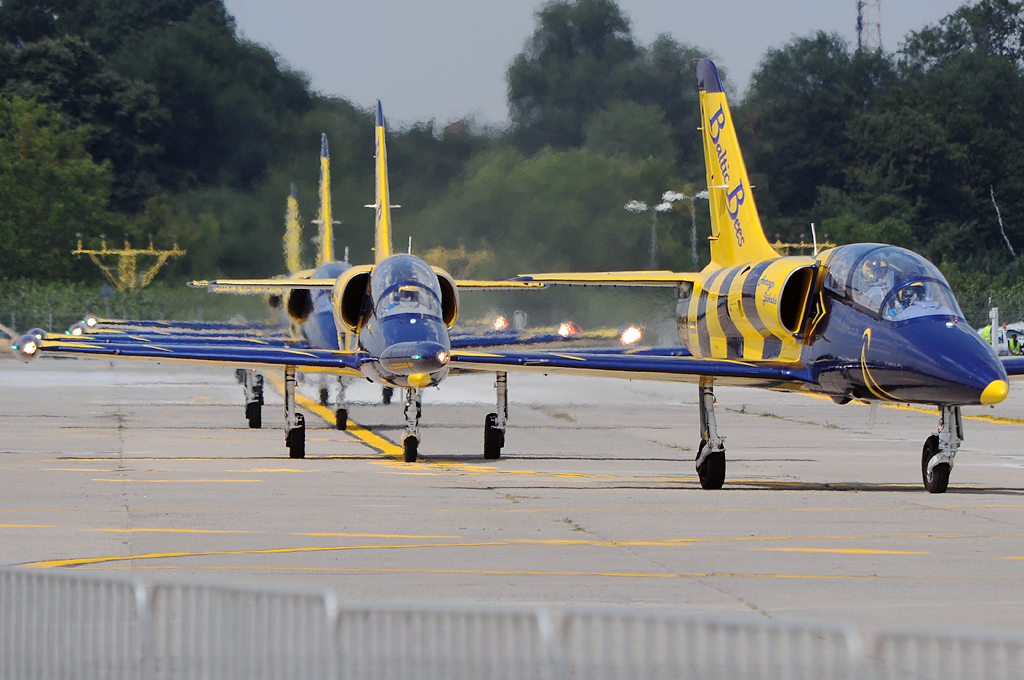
[510,271,699,287]
[31,333,369,375]
[1001,356,1024,378]
[191,278,547,293]
[189,278,336,293]
[450,347,813,389]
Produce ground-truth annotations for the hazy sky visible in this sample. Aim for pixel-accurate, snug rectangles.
[222,0,968,127]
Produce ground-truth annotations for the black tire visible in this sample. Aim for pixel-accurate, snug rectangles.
[403,436,418,463]
[382,387,394,405]
[245,401,261,429]
[335,407,348,431]
[287,413,305,459]
[483,412,503,459]
[921,434,949,493]
[695,439,726,490]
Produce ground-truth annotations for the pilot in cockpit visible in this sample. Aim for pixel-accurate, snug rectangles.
[863,258,893,307]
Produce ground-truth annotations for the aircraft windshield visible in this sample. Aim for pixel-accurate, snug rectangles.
[824,245,962,320]
[372,255,443,319]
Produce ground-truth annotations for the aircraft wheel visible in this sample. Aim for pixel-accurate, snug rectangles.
[335,407,348,430]
[382,387,394,405]
[403,436,418,463]
[287,414,305,459]
[483,412,504,459]
[921,435,949,494]
[245,402,261,429]
[696,439,726,490]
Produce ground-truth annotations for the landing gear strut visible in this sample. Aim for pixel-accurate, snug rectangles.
[284,365,305,459]
[402,387,421,462]
[695,381,726,489]
[922,405,962,493]
[334,376,348,431]
[484,372,507,459]
[241,369,263,429]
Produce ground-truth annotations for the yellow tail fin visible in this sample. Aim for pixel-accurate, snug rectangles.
[316,133,335,266]
[373,101,393,264]
[284,184,303,274]
[696,59,778,268]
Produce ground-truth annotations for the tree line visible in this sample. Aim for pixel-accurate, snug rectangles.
[2,0,1023,324]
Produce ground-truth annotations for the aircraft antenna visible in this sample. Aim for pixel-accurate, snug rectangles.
[811,223,819,257]
[408,236,413,255]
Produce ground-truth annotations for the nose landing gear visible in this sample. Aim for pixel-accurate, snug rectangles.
[922,405,962,493]
[402,387,422,462]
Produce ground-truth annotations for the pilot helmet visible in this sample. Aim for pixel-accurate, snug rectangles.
[864,258,889,285]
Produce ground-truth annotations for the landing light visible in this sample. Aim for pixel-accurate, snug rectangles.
[492,315,508,331]
[436,350,449,365]
[557,321,580,337]
[620,326,643,345]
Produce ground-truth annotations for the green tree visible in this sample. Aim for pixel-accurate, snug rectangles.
[507,0,640,151]
[0,35,168,212]
[0,0,223,55]
[404,147,681,275]
[584,101,675,163]
[0,97,119,280]
[108,4,312,192]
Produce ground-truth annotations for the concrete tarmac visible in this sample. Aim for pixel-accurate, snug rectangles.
[2,357,1024,632]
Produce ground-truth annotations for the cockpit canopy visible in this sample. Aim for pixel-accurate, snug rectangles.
[823,244,962,321]
[371,255,443,319]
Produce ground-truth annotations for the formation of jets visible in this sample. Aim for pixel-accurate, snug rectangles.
[13,60,1024,493]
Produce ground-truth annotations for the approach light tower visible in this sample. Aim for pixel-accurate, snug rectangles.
[857,0,882,52]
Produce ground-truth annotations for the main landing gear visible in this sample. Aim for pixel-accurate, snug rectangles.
[284,365,305,459]
[922,405,962,493]
[484,372,507,459]
[402,388,422,462]
[315,376,348,430]
[695,381,726,490]
[238,369,264,429]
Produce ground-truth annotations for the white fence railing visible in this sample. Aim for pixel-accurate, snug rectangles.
[2,567,1023,680]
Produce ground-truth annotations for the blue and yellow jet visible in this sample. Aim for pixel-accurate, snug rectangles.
[448,59,1022,493]
[13,102,541,462]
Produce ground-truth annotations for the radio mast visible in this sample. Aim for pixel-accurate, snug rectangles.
[856,0,882,52]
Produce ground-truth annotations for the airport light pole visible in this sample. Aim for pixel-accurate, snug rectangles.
[625,199,675,269]
[662,190,709,270]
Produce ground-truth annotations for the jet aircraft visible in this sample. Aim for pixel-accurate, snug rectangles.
[14,103,541,461]
[445,59,1023,493]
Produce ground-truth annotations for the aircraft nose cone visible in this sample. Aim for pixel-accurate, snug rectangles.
[874,319,1009,405]
[379,341,450,375]
[980,379,1008,405]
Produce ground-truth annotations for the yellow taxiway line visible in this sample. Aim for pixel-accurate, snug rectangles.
[264,372,403,458]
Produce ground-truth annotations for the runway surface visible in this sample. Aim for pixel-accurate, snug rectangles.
[2,357,1024,631]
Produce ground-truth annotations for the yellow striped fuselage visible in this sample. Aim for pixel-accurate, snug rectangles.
[678,252,829,362]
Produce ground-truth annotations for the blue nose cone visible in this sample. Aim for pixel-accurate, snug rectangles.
[379,341,450,375]
[862,318,1007,405]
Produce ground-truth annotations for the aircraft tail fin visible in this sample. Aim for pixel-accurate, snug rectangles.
[373,101,394,264]
[316,134,334,267]
[284,183,303,274]
[696,59,778,268]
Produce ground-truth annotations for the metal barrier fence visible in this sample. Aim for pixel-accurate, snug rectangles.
[2,567,1023,680]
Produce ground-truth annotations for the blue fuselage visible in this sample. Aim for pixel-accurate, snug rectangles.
[301,256,452,389]
[803,296,1006,406]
